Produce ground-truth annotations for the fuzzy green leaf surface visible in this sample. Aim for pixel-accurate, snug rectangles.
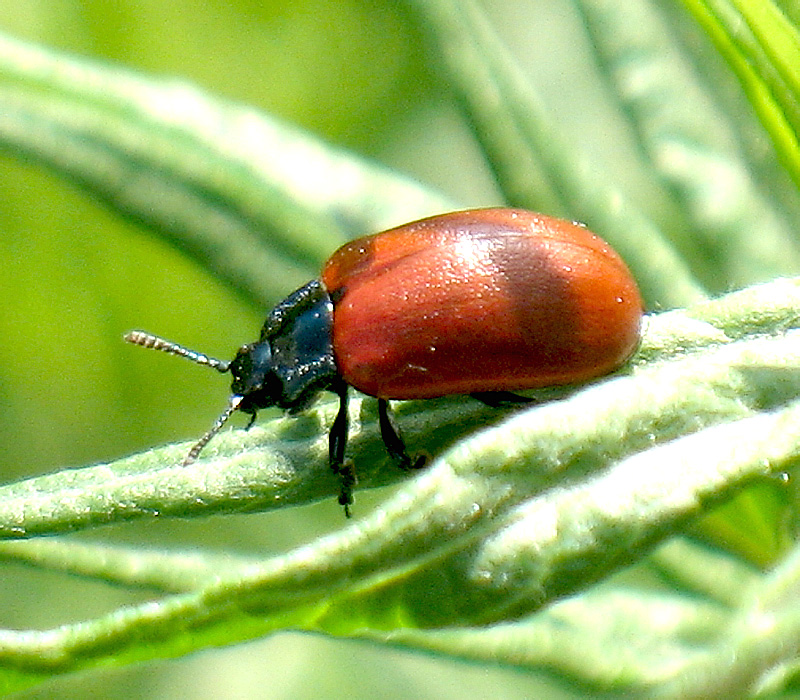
[380,539,800,697]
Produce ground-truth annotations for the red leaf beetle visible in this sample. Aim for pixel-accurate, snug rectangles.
[126,208,643,515]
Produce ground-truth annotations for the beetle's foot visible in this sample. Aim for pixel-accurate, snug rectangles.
[397,451,428,471]
[336,459,356,518]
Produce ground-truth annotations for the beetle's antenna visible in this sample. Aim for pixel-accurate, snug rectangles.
[183,395,244,464]
[125,331,243,463]
[124,330,230,373]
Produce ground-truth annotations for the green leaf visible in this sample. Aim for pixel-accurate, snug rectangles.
[577,0,800,290]
[677,0,800,190]
[0,31,454,306]
[0,539,240,593]
[379,540,800,696]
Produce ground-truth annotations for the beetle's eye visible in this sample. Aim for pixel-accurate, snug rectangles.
[229,341,273,396]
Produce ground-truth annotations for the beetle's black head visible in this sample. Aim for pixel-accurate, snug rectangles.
[124,280,338,465]
[227,340,284,414]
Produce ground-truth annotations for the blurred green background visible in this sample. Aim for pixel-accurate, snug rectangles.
[0,1,702,698]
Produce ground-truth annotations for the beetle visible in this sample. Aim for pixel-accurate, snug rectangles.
[126,208,643,515]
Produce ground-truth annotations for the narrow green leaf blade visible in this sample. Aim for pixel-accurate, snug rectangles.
[678,0,800,190]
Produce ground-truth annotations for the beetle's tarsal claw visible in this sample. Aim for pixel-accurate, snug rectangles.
[336,459,356,517]
[410,452,428,470]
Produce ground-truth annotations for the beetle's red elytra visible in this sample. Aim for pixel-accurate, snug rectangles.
[323,208,642,399]
[126,208,643,515]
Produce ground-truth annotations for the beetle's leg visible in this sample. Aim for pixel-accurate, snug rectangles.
[378,399,427,471]
[471,391,535,408]
[329,383,355,517]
